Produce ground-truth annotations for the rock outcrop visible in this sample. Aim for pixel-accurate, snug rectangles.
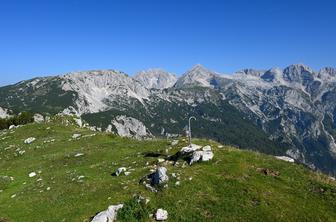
[151,167,169,185]
[111,115,152,139]
[135,68,177,89]
[33,113,44,123]
[0,107,11,119]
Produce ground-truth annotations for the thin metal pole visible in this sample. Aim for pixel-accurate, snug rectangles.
[188,116,196,147]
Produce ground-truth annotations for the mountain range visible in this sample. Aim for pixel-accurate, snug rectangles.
[1,63,336,175]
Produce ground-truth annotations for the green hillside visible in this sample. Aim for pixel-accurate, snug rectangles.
[0,118,336,222]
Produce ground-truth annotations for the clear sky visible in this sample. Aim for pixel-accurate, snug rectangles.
[0,0,335,86]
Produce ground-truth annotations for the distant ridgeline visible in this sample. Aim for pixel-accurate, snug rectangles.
[1,64,336,175]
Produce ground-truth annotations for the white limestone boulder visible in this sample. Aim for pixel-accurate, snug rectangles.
[33,113,44,123]
[114,167,127,176]
[0,107,11,119]
[202,145,214,161]
[24,137,36,144]
[180,144,202,153]
[189,150,203,165]
[29,172,37,178]
[91,204,123,222]
[189,145,214,165]
[74,118,83,128]
[151,167,169,185]
[72,134,81,139]
[155,208,168,221]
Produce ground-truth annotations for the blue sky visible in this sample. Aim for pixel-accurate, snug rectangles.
[0,0,335,86]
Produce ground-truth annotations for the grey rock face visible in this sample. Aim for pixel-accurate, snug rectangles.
[283,64,314,86]
[61,70,150,114]
[175,64,222,88]
[111,115,152,139]
[151,167,169,185]
[0,107,11,119]
[33,113,44,123]
[135,69,177,89]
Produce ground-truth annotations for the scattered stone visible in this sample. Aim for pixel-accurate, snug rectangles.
[11,194,16,198]
[91,204,124,222]
[180,144,202,153]
[275,156,295,163]
[113,167,127,176]
[155,208,168,221]
[145,183,158,193]
[189,177,193,181]
[218,145,224,148]
[171,140,179,146]
[29,172,37,178]
[43,139,55,144]
[124,172,131,176]
[135,195,150,205]
[175,181,180,186]
[151,167,169,185]
[46,187,51,191]
[24,137,36,144]
[9,125,16,130]
[181,162,187,168]
[16,148,26,155]
[78,175,85,180]
[74,153,84,157]
[72,134,81,139]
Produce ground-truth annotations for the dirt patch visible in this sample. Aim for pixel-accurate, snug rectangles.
[256,168,280,177]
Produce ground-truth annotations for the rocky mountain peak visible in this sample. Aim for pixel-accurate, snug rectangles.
[134,68,177,89]
[261,67,283,83]
[283,64,315,85]
[61,69,150,114]
[318,67,336,79]
[175,64,219,88]
[236,68,264,77]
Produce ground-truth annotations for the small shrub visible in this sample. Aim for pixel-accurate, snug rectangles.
[117,197,152,222]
